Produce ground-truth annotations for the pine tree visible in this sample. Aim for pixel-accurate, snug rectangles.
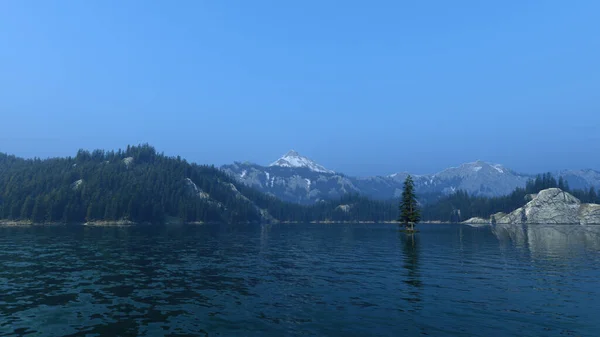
[589,186,597,204]
[86,204,94,222]
[31,197,45,223]
[558,176,565,190]
[399,175,420,230]
[20,196,34,220]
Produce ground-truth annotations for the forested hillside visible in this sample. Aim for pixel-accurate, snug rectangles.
[421,173,599,222]
[4,144,596,225]
[0,145,397,224]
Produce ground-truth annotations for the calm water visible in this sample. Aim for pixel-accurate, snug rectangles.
[1,223,600,337]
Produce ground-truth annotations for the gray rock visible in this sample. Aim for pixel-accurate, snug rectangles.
[184,178,210,199]
[579,203,600,225]
[497,188,600,225]
[71,179,84,190]
[462,217,489,224]
[336,204,352,213]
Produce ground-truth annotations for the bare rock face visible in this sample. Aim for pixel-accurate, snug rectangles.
[496,188,600,225]
[462,217,488,224]
[580,204,600,225]
[184,178,210,199]
[335,204,352,213]
[123,157,134,167]
[523,188,580,224]
[490,212,507,225]
[71,179,84,190]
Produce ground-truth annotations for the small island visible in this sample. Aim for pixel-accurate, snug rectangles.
[398,175,421,233]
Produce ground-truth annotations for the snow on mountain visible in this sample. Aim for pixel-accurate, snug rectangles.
[385,160,530,197]
[221,152,348,204]
[432,160,510,179]
[554,169,600,190]
[269,150,334,174]
[223,154,600,205]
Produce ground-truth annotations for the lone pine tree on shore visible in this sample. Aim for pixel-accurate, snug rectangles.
[399,175,421,231]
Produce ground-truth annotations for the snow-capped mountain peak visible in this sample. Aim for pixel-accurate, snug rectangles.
[269,150,334,173]
[434,160,508,177]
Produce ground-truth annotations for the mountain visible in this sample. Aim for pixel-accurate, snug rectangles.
[554,169,600,191]
[220,161,355,204]
[270,150,334,173]
[0,145,397,224]
[222,153,539,204]
[393,160,531,197]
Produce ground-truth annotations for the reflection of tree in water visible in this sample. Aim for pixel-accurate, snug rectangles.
[260,223,271,253]
[400,233,422,308]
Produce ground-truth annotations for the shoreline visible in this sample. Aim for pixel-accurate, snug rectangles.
[1,219,454,226]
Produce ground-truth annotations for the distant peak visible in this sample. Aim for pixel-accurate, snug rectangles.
[462,160,504,168]
[466,160,490,166]
[284,150,300,157]
[269,150,334,174]
[431,160,508,176]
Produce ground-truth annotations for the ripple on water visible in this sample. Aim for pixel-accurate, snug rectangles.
[0,224,599,337]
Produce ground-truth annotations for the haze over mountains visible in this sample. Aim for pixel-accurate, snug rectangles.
[222,151,600,204]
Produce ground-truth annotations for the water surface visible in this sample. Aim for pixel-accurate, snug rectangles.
[1,223,599,336]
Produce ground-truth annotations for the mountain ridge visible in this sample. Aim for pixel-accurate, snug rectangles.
[222,151,600,204]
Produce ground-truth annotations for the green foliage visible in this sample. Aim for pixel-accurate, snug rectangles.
[398,175,420,226]
[0,145,399,224]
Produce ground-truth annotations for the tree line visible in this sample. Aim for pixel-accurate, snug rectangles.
[421,173,599,222]
[2,146,597,224]
[0,145,398,224]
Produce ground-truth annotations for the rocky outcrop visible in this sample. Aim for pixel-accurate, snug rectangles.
[524,193,538,201]
[462,217,489,224]
[123,157,134,167]
[495,188,600,224]
[490,212,507,225]
[223,181,276,223]
[71,179,84,190]
[579,203,600,225]
[335,204,352,213]
[83,220,136,226]
[184,178,210,199]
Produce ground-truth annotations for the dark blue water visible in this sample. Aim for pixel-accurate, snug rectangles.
[1,223,599,337]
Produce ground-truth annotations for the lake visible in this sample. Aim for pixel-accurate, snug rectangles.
[1,223,599,336]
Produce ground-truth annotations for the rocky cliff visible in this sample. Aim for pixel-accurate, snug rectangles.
[493,188,600,224]
[463,188,600,225]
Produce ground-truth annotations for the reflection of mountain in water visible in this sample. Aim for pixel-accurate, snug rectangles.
[492,224,600,257]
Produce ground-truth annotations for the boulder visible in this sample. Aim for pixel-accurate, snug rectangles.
[497,188,600,225]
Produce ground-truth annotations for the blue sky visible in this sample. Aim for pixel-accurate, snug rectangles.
[1,1,599,176]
